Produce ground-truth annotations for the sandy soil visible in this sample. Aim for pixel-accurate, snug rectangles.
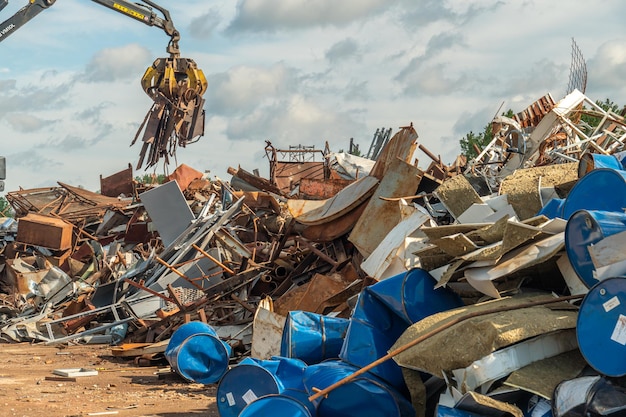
[0,343,219,417]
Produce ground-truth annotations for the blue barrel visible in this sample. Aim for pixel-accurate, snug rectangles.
[365,269,463,324]
[342,288,410,391]
[164,321,231,384]
[339,318,407,391]
[564,210,626,288]
[437,405,485,417]
[577,277,626,377]
[303,360,415,417]
[537,197,565,219]
[216,356,308,417]
[562,169,626,220]
[239,394,313,417]
[281,311,349,365]
[350,286,409,335]
[578,152,624,178]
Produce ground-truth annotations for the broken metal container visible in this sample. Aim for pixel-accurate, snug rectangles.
[341,288,410,391]
[564,210,626,288]
[577,276,626,377]
[164,321,231,384]
[365,268,464,325]
[216,356,309,417]
[577,152,626,177]
[303,360,415,417]
[280,311,350,365]
[553,375,626,417]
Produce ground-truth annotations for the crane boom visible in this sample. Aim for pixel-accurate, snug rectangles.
[0,0,180,54]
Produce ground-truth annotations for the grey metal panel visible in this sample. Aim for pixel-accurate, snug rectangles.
[140,181,195,247]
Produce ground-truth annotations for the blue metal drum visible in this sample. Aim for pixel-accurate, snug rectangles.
[577,277,626,377]
[303,360,415,417]
[239,394,313,417]
[564,210,626,288]
[562,168,626,220]
[164,321,231,384]
[350,286,408,334]
[537,197,565,219]
[342,288,410,391]
[281,311,350,365]
[366,268,464,324]
[437,405,485,417]
[216,356,308,417]
[577,152,624,178]
[339,317,407,391]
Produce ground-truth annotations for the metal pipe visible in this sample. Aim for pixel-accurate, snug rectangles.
[308,294,584,402]
[192,243,235,275]
[155,256,205,291]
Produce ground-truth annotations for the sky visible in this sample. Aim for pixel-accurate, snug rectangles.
[0,0,625,194]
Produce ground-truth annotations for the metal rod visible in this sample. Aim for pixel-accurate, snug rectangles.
[123,279,175,303]
[192,243,235,275]
[308,294,584,402]
[155,256,205,291]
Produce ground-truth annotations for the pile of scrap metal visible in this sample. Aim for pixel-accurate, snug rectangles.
[173,91,626,417]
[1,88,626,417]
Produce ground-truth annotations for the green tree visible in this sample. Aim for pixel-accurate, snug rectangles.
[135,174,167,184]
[0,196,14,218]
[459,109,515,159]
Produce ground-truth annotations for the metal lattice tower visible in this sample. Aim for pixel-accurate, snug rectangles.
[566,38,587,95]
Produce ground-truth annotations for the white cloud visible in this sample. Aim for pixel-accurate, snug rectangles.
[326,38,361,64]
[78,44,153,83]
[227,0,392,32]
[4,113,55,133]
[206,64,298,116]
[587,39,626,97]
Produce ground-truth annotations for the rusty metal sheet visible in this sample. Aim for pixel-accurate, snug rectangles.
[294,273,348,313]
[100,164,134,198]
[349,158,422,257]
[301,200,367,242]
[369,125,418,179]
[288,176,378,226]
[5,256,50,294]
[299,177,354,199]
[167,164,204,192]
[274,161,325,195]
[231,191,281,213]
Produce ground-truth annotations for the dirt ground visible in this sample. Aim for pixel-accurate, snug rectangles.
[0,343,219,417]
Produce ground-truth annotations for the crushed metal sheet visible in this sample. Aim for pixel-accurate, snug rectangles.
[368,124,418,180]
[464,232,564,297]
[503,349,587,399]
[431,233,479,257]
[498,163,578,220]
[360,201,431,280]
[451,329,577,393]
[391,293,577,376]
[349,158,423,257]
[288,176,379,225]
[434,174,483,219]
[455,391,523,417]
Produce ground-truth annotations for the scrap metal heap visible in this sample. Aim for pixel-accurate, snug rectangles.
[1,89,626,416]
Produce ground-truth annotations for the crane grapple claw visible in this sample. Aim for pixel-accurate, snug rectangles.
[132,56,208,170]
